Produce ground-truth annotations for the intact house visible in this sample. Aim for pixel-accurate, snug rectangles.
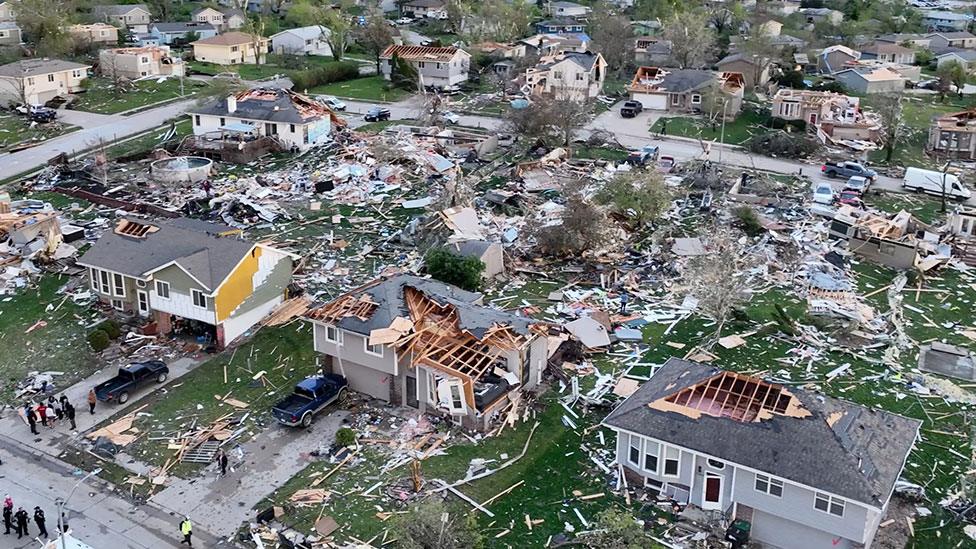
[188,87,341,154]
[93,4,152,33]
[834,66,906,94]
[923,10,971,33]
[771,88,882,153]
[936,50,976,71]
[799,7,844,26]
[191,7,245,32]
[818,45,860,74]
[149,22,218,46]
[77,217,295,349]
[927,110,976,160]
[0,1,14,21]
[859,41,916,64]
[191,32,269,65]
[0,59,90,107]
[379,45,470,88]
[522,50,606,102]
[634,37,672,66]
[535,18,586,34]
[927,31,976,51]
[603,358,920,549]
[305,274,551,432]
[66,23,119,45]
[0,22,21,46]
[548,1,590,18]
[99,46,185,80]
[400,0,444,18]
[270,26,332,57]
[626,66,744,118]
[875,33,931,48]
[716,52,770,90]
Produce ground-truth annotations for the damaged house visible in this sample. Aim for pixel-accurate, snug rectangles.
[187,87,342,160]
[927,109,976,160]
[77,217,295,348]
[379,45,471,89]
[305,275,550,431]
[522,50,606,102]
[99,46,185,80]
[604,358,920,549]
[770,89,881,153]
[626,66,744,118]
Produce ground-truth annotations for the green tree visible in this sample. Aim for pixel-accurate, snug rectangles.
[589,6,634,78]
[662,10,715,68]
[14,0,71,57]
[581,508,648,549]
[937,60,967,99]
[634,0,681,21]
[595,170,671,229]
[240,16,268,65]
[288,1,351,61]
[425,248,485,291]
[394,501,484,549]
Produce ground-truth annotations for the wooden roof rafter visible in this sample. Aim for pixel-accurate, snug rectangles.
[650,371,812,423]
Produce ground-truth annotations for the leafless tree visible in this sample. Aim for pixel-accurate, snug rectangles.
[589,9,634,78]
[358,11,394,68]
[241,16,268,65]
[684,229,756,346]
[738,24,777,90]
[505,94,590,147]
[872,92,907,163]
[662,10,715,68]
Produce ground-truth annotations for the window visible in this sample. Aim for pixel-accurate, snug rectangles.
[136,280,146,288]
[26,77,33,86]
[265,123,277,135]
[576,72,584,81]
[219,117,226,126]
[663,446,680,477]
[194,115,201,125]
[111,299,124,311]
[112,273,125,297]
[89,268,99,291]
[814,493,845,517]
[231,45,239,52]
[325,324,342,344]
[628,436,640,466]
[554,71,563,80]
[47,74,55,82]
[191,289,208,309]
[155,280,170,299]
[449,383,463,411]
[691,94,702,105]
[707,459,725,470]
[754,474,784,497]
[99,270,110,294]
[670,94,681,105]
[643,440,659,473]
[289,124,296,133]
[364,339,384,357]
[141,57,149,63]
[419,61,425,68]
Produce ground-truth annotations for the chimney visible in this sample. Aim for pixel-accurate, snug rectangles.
[226,95,237,113]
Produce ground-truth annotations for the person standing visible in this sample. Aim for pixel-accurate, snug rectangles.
[45,405,57,428]
[88,389,97,415]
[50,396,63,421]
[179,517,192,546]
[25,405,38,436]
[65,402,77,431]
[33,507,47,538]
[36,402,47,428]
[14,507,28,539]
[3,503,11,535]
[215,449,228,476]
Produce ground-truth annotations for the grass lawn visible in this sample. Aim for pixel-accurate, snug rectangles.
[70,77,204,115]
[864,190,949,225]
[94,324,324,479]
[309,76,410,102]
[0,113,76,152]
[191,56,363,82]
[650,109,768,145]
[574,145,630,162]
[105,118,192,160]
[862,94,968,168]
[0,274,99,403]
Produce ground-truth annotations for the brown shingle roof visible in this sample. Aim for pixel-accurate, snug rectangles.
[191,31,265,47]
[380,44,462,62]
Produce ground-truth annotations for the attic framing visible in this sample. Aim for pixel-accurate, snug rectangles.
[307,294,379,323]
[650,370,811,423]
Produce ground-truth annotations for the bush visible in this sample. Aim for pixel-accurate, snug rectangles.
[290,62,361,92]
[733,206,764,236]
[335,427,356,447]
[746,131,819,159]
[425,248,485,291]
[88,330,111,352]
[99,319,122,339]
[811,80,848,94]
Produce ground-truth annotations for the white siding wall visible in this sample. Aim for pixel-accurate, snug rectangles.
[221,293,282,343]
[149,285,216,324]
[191,112,331,150]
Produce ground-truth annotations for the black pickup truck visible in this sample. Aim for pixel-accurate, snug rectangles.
[272,374,348,427]
[94,361,169,404]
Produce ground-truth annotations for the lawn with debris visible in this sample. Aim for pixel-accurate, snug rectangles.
[70,77,204,114]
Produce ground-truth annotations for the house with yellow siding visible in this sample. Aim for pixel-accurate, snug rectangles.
[77,217,295,348]
[191,31,269,65]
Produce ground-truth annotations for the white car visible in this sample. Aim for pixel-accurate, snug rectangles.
[812,182,835,205]
[441,111,460,124]
[396,17,413,24]
[316,95,346,111]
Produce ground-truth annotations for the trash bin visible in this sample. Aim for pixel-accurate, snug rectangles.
[725,519,751,548]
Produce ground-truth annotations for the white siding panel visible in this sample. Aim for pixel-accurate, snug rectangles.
[150,290,216,324]
[222,294,282,344]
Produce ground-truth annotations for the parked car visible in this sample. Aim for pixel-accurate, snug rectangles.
[212,72,241,81]
[441,111,460,124]
[364,107,391,122]
[903,166,972,199]
[316,95,346,111]
[271,374,348,427]
[844,175,869,193]
[620,105,639,118]
[821,161,877,181]
[27,106,57,123]
[837,189,864,207]
[622,100,643,114]
[94,361,169,404]
[626,145,660,166]
[812,182,835,205]
[395,17,413,24]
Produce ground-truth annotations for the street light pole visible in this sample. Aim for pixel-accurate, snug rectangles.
[57,467,101,549]
[719,99,729,164]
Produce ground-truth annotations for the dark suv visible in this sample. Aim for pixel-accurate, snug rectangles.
[620,100,643,118]
[364,107,391,122]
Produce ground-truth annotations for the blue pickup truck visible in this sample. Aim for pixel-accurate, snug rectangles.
[272,374,348,427]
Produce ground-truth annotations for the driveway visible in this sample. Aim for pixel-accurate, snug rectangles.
[589,101,663,140]
[151,411,349,536]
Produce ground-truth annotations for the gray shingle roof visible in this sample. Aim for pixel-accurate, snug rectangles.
[658,69,715,93]
[188,87,329,125]
[0,59,90,78]
[152,22,216,33]
[940,49,976,61]
[93,4,150,16]
[603,358,921,508]
[77,217,255,291]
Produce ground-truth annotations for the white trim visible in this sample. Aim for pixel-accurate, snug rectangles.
[75,262,138,281]
[143,260,213,293]
[191,289,209,309]
[324,324,343,345]
[628,434,640,467]
[136,290,150,315]
[111,298,125,311]
[755,473,784,498]
[662,445,680,478]
[604,425,880,513]
[89,267,98,291]
[814,492,846,517]
[155,280,171,300]
[364,338,385,357]
[643,438,660,474]
[112,272,125,297]
[701,472,723,510]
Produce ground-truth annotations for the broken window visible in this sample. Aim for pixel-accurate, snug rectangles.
[814,492,844,517]
[191,289,208,309]
[755,474,783,497]
[155,280,170,299]
[663,446,680,477]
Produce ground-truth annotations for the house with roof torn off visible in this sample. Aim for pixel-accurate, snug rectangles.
[626,66,744,118]
[77,217,296,348]
[305,274,552,431]
[522,50,606,102]
[379,45,471,89]
[603,358,920,549]
[770,89,881,154]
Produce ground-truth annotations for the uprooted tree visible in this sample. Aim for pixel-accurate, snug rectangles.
[505,95,591,147]
[684,230,756,345]
[595,170,672,230]
[394,500,484,549]
[531,185,609,257]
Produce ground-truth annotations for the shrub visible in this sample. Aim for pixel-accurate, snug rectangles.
[425,248,485,291]
[88,330,111,352]
[290,62,361,92]
[733,206,764,236]
[746,131,819,159]
[335,427,356,447]
[99,319,121,339]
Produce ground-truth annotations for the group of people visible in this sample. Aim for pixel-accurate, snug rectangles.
[2,496,53,540]
[23,394,80,435]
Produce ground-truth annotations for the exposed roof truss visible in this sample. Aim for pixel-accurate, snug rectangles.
[649,370,811,422]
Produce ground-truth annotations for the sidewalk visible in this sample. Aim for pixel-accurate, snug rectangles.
[151,411,348,536]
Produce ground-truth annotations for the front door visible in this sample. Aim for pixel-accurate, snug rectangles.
[136,290,150,316]
[405,376,419,408]
[702,473,723,510]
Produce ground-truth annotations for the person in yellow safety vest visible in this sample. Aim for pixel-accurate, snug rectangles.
[179,517,193,547]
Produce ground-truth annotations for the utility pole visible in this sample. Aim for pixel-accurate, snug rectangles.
[942,159,952,213]
[57,467,101,549]
[719,98,729,164]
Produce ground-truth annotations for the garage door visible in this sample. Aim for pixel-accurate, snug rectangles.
[632,92,667,110]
